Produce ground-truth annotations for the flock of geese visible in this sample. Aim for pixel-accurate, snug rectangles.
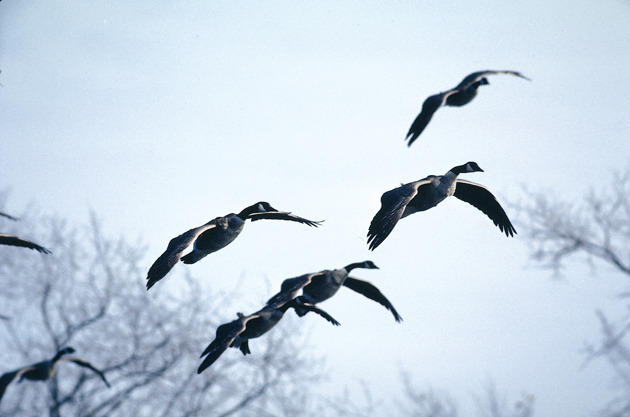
[0,69,527,404]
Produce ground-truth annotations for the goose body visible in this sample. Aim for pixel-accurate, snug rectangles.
[266,261,402,322]
[367,162,516,250]
[405,70,530,146]
[0,347,110,404]
[197,299,338,373]
[146,202,322,289]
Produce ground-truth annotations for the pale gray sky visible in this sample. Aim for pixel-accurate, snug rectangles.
[1,1,629,415]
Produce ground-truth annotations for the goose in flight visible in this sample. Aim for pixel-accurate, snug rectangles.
[367,162,516,250]
[197,299,339,373]
[146,202,322,290]
[0,234,51,254]
[267,261,402,322]
[0,347,110,404]
[405,70,530,146]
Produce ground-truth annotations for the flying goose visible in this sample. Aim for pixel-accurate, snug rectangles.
[367,162,516,250]
[266,261,402,322]
[0,234,51,254]
[197,299,339,373]
[146,202,322,289]
[405,70,530,146]
[0,347,110,404]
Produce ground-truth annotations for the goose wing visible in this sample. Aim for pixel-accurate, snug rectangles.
[0,369,22,403]
[405,91,455,146]
[0,234,51,254]
[146,221,217,290]
[266,273,323,306]
[248,211,322,227]
[294,302,341,326]
[198,315,255,373]
[62,358,110,387]
[456,70,530,89]
[0,212,18,221]
[453,179,516,237]
[343,277,402,322]
[367,181,428,250]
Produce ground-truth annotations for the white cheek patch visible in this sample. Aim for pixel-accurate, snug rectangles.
[465,163,473,172]
[257,203,265,211]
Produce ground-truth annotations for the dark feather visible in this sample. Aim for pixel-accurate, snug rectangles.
[405,92,452,146]
[453,180,516,237]
[0,234,51,254]
[248,211,323,227]
[63,358,110,388]
[146,222,216,290]
[343,277,402,322]
[367,183,420,250]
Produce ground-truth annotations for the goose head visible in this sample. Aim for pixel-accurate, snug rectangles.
[359,260,379,270]
[450,161,484,175]
[463,161,483,173]
[238,201,278,219]
[252,202,276,213]
[344,260,380,273]
[59,346,76,356]
[479,77,489,86]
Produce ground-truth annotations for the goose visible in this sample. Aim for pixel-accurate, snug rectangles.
[266,261,402,322]
[405,70,530,146]
[197,299,339,373]
[0,234,51,254]
[146,202,322,290]
[367,162,516,250]
[0,347,110,404]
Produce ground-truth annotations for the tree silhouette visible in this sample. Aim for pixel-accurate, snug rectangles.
[517,167,630,417]
[0,209,324,417]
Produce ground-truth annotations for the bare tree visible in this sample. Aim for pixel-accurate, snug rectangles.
[0,209,326,417]
[517,168,630,417]
[399,374,534,417]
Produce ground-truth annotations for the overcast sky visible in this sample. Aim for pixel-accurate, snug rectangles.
[1,1,630,415]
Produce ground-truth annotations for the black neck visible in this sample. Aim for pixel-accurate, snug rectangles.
[344,262,365,273]
[449,164,469,175]
[237,204,259,220]
[52,349,69,362]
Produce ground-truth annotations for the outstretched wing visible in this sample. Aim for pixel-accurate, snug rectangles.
[266,273,322,306]
[0,212,19,221]
[198,317,251,373]
[405,91,455,146]
[0,369,23,403]
[0,234,51,254]
[456,70,530,89]
[453,179,516,237]
[63,358,111,388]
[296,302,341,326]
[367,181,427,250]
[343,277,402,322]
[146,221,217,290]
[248,211,322,227]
